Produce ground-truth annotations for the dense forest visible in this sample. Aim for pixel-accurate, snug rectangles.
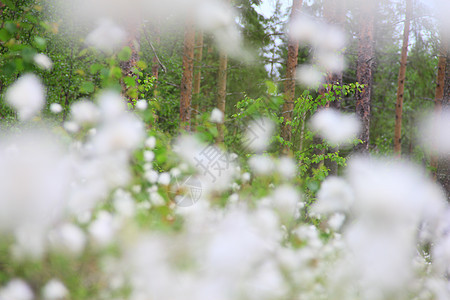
[0,0,449,299]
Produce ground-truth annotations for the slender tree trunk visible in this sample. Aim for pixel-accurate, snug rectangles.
[120,23,140,103]
[216,51,228,143]
[281,0,302,151]
[436,43,450,198]
[430,40,447,178]
[355,0,376,153]
[393,0,412,156]
[192,30,204,128]
[180,19,196,131]
[151,21,161,96]
[323,0,346,175]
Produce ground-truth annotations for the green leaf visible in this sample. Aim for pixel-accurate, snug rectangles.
[2,0,16,9]
[124,76,136,87]
[136,60,147,70]
[0,29,11,42]
[5,22,18,34]
[90,63,103,74]
[33,36,46,50]
[80,81,95,93]
[21,47,37,62]
[265,80,277,94]
[118,46,132,61]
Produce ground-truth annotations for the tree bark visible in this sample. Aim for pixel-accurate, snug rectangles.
[436,43,449,198]
[393,0,412,156]
[355,0,376,153]
[281,0,302,151]
[152,21,161,94]
[216,51,228,143]
[120,23,140,103]
[180,19,196,131]
[192,30,204,127]
[323,0,346,175]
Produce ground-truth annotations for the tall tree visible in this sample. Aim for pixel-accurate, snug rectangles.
[281,0,302,150]
[180,19,196,131]
[323,0,346,175]
[355,0,376,152]
[216,50,228,143]
[393,0,412,156]
[192,30,204,126]
[120,18,141,102]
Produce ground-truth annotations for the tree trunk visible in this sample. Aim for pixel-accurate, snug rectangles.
[355,0,376,153]
[281,0,302,151]
[436,43,449,198]
[120,23,140,103]
[180,19,196,131]
[192,30,204,128]
[152,21,161,96]
[216,51,228,143]
[430,39,447,178]
[393,0,412,156]
[323,0,346,175]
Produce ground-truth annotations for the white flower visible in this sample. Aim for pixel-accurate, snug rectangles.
[50,103,63,114]
[136,99,148,111]
[145,170,159,183]
[113,190,136,218]
[88,211,117,247]
[418,109,450,156]
[71,100,100,126]
[311,176,354,214]
[85,18,126,52]
[271,185,301,219]
[328,213,346,231]
[310,108,361,146]
[5,74,45,121]
[0,279,33,300]
[249,155,275,175]
[244,117,275,152]
[63,121,80,133]
[316,51,346,73]
[42,279,68,300]
[145,136,156,149]
[34,53,53,70]
[295,65,323,88]
[241,172,251,183]
[48,223,86,256]
[210,108,224,123]
[277,157,297,180]
[144,150,155,162]
[158,172,171,185]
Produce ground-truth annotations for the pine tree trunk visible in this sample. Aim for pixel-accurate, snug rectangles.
[323,0,346,175]
[430,39,447,178]
[180,20,196,131]
[152,22,161,96]
[192,30,204,128]
[120,24,140,103]
[216,51,228,143]
[355,0,376,153]
[436,44,449,198]
[281,0,302,151]
[393,0,412,156]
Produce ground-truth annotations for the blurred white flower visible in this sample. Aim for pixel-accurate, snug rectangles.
[144,150,155,162]
[135,99,148,110]
[311,176,354,214]
[63,121,80,133]
[50,103,63,114]
[310,108,360,146]
[158,172,171,185]
[88,211,118,247]
[71,100,100,126]
[34,53,53,70]
[48,223,86,257]
[145,136,156,149]
[85,18,127,52]
[113,189,136,218]
[145,170,159,183]
[316,51,346,73]
[289,15,321,45]
[210,108,224,123]
[328,213,346,231]
[244,117,275,152]
[295,65,323,88]
[277,157,297,180]
[418,109,450,156]
[0,279,33,300]
[5,74,45,121]
[249,155,275,175]
[42,279,68,300]
[271,185,301,220]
